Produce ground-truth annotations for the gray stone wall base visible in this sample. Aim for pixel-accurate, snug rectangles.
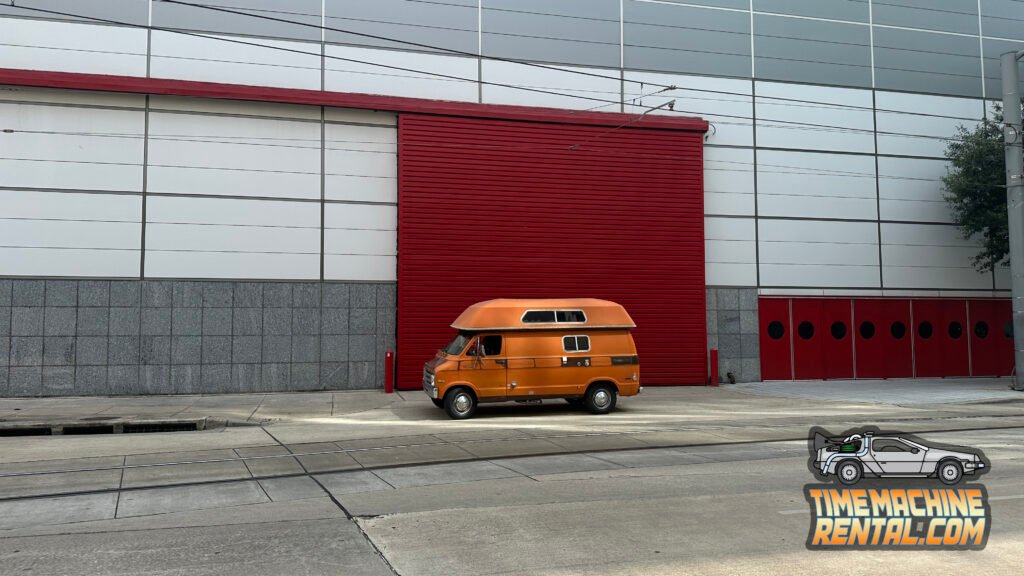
[707,287,760,383]
[0,279,395,396]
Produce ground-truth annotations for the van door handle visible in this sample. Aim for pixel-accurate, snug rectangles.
[495,359,507,366]
[509,382,517,388]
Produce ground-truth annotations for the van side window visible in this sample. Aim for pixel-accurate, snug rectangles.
[556,310,587,323]
[562,335,590,353]
[522,310,556,323]
[480,335,502,356]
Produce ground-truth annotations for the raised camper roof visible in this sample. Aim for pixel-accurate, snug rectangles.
[451,299,636,331]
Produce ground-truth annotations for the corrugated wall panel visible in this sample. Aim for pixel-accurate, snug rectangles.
[397,114,706,389]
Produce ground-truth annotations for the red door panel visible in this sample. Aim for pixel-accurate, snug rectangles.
[791,299,823,380]
[821,299,855,379]
[969,300,1014,376]
[791,299,853,380]
[759,298,792,380]
[854,299,912,378]
[912,300,969,377]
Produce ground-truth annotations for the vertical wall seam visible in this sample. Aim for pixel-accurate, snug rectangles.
[478,0,483,104]
[872,90,884,289]
[752,78,760,288]
[977,0,986,99]
[140,95,150,280]
[320,107,326,283]
[868,0,875,89]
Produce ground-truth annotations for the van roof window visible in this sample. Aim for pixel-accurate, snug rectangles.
[521,309,587,324]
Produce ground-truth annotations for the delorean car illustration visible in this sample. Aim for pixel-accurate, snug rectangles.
[812,430,986,486]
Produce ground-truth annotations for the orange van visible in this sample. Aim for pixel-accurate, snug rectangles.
[422,298,642,419]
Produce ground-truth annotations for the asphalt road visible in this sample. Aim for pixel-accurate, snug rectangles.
[0,426,1020,575]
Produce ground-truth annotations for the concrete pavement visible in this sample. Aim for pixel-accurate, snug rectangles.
[1,380,1022,574]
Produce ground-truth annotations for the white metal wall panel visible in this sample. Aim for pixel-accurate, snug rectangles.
[705,216,757,286]
[0,86,145,109]
[325,45,479,102]
[881,223,991,289]
[0,190,140,277]
[149,95,321,121]
[145,196,320,279]
[757,150,877,219]
[0,101,145,191]
[755,82,875,153]
[623,71,754,147]
[481,61,621,110]
[323,203,397,281]
[150,31,322,90]
[147,112,321,200]
[875,91,985,158]
[995,264,1010,290]
[704,147,755,216]
[759,219,880,287]
[324,123,397,203]
[0,17,147,77]
[877,156,953,223]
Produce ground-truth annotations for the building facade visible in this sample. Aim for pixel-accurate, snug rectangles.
[0,0,1022,396]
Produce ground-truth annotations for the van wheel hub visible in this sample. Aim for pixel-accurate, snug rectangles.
[454,394,472,413]
[593,390,611,408]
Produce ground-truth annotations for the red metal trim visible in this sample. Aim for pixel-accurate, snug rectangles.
[0,68,708,132]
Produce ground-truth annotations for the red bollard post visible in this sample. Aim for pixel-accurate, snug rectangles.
[709,348,719,387]
[384,350,395,394]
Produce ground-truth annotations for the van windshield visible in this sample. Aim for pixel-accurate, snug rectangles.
[443,333,473,355]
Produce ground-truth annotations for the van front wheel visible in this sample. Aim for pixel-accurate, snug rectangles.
[444,388,477,420]
[584,384,617,415]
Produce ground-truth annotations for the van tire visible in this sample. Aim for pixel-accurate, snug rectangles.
[444,387,477,420]
[431,398,444,409]
[584,383,617,415]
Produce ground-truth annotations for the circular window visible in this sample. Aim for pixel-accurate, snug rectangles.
[859,321,876,339]
[831,321,847,340]
[975,321,989,339]
[890,321,907,340]
[798,321,815,340]
[918,321,933,339]
[1004,321,1014,338]
[948,321,963,339]
[767,321,785,340]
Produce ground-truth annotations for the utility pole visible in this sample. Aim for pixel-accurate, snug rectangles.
[1002,50,1024,392]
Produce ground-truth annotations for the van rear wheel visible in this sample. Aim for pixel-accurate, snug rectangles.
[584,384,617,415]
[444,388,477,420]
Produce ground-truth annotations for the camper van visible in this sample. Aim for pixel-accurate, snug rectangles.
[423,299,641,419]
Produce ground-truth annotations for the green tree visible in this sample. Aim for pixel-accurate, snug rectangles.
[943,108,1008,273]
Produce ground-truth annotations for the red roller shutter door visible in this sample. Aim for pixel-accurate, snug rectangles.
[396,114,707,389]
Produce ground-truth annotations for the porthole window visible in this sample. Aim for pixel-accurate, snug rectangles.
[859,321,875,339]
[830,321,847,340]
[948,322,963,339]
[1004,321,1014,338]
[975,322,989,339]
[918,322,933,339]
[891,321,906,340]
[798,321,815,340]
[767,321,785,340]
